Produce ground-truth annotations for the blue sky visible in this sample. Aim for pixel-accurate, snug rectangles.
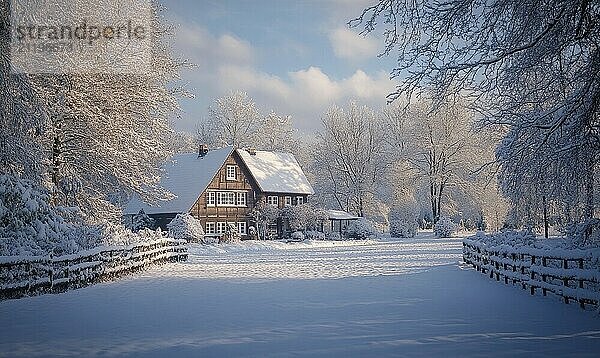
[161,0,396,135]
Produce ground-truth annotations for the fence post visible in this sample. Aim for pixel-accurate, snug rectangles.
[65,263,69,285]
[542,274,547,296]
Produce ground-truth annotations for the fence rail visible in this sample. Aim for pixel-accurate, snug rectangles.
[0,238,187,300]
[463,238,600,310]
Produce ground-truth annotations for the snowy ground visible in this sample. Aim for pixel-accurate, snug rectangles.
[1,233,599,357]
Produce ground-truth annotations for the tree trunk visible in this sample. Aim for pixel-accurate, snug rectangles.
[437,184,444,221]
[584,156,595,243]
[430,183,438,223]
[585,156,594,221]
[542,195,549,239]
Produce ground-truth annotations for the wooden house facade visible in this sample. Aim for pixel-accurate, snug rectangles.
[124,146,314,239]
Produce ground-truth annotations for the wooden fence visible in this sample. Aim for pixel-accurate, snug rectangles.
[463,238,600,310]
[0,238,187,300]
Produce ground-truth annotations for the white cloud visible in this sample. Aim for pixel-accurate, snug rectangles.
[289,67,341,104]
[216,34,254,63]
[216,65,292,100]
[170,20,394,134]
[328,27,379,61]
[174,21,254,67]
[342,70,394,100]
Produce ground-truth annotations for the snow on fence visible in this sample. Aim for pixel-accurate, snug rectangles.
[0,238,187,300]
[463,237,600,310]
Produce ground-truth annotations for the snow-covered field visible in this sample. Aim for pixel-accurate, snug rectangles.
[1,233,599,357]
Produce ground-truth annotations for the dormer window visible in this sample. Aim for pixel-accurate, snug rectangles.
[226,165,236,180]
[296,196,304,205]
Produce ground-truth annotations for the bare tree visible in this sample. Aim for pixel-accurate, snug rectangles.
[386,98,496,224]
[255,111,299,153]
[313,102,390,217]
[204,91,262,148]
[200,94,299,153]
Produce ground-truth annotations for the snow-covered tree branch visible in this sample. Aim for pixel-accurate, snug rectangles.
[352,0,599,234]
[1,1,189,222]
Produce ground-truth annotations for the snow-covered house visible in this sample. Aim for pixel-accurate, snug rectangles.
[124,146,314,238]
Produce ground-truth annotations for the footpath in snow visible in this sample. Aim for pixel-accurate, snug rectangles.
[1,233,599,357]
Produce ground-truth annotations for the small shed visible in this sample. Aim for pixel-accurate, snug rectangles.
[326,209,360,237]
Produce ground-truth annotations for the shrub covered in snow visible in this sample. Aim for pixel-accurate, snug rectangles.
[470,228,600,252]
[0,174,173,257]
[249,198,280,240]
[167,213,204,243]
[0,174,102,256]
[280,205,304,232]
[98,223,165,247]
[221,223,241,243]
[390,220,418,238]
[470,229,535,248]
[565,218,600,247]
[434,216,458,238]
[343,218,379,240]
[388,201,419,238]
[305,230,326,240]
[389,220,417,238]
[290,231,305,241]
[132,209,155,232]
[327,232,342,241]
[280,203,328,234]
[248,226,259,240]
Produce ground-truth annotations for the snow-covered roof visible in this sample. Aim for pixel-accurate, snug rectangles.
[124,147,234,215]
[326,210,360,221]
[237,149,314,195]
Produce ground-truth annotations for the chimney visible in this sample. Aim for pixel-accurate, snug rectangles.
[245,147,257,155]
[198,143,209,158]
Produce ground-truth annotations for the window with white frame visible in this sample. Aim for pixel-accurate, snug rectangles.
[237,192,247,207]
[217,191,236,206]
[267,195,278,206]
[237,222,247,235]
[216,222,227,234]
[206,192,216,206]
[226,165,237,180]
[284,196,292,206]
[205,222,215,234]
[296,196,304,205]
